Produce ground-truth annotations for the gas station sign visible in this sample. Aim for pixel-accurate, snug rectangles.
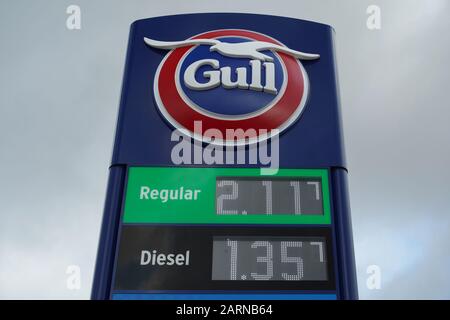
[92,13,358,300]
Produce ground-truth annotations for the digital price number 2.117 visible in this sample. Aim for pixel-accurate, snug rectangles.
[216,178,324,216]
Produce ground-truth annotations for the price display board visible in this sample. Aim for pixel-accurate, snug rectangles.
[91,13,358,301]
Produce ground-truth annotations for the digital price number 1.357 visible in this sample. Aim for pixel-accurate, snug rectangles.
[212,237,328,281]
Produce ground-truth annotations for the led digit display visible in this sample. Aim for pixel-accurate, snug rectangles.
[216,178,323,215]
[212,237,327,281]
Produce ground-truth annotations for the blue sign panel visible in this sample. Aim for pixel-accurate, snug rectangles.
[92,13,358,300]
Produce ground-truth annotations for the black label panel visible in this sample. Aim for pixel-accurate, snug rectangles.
[113,225,335,291]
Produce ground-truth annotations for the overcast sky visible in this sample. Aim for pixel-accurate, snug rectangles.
[0,0,449,299]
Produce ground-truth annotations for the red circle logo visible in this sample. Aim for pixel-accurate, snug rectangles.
[147,29,317,145]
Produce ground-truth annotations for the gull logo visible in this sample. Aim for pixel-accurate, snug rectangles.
[144,38,319,62]
[144,29,319,145]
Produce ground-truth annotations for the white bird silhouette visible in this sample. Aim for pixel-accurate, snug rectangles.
[144,37,319,62]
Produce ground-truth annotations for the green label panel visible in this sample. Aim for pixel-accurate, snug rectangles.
[123,167,331,225]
